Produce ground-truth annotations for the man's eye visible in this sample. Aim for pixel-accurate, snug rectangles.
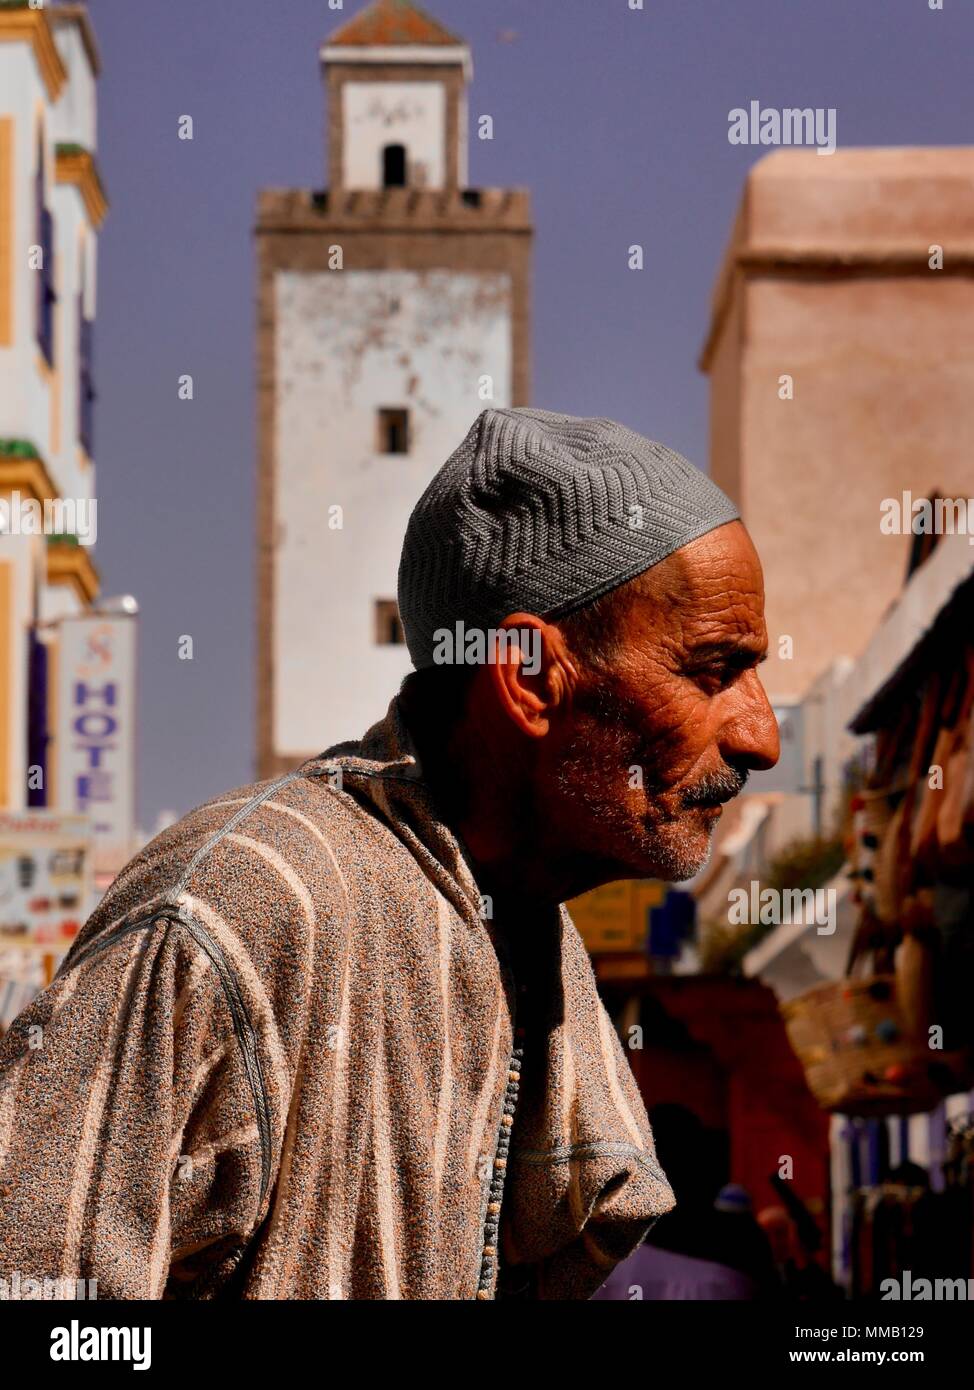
[696,666,735,690]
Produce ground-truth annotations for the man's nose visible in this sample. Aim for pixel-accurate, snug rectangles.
[719,673,780,772]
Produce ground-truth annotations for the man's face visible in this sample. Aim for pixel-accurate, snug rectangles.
[542,521,779,883]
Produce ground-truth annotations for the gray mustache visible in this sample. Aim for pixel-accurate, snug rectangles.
[681,768,749,807]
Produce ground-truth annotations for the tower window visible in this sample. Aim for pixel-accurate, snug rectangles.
[375,600,405,646]
[377,407,409,455]
[382,143,407,188]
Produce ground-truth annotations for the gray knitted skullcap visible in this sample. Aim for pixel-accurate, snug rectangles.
[397,407,740,670]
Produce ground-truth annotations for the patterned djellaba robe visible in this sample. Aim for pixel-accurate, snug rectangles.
[0,699,675,1299]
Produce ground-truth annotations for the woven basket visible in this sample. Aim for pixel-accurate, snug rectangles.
[782,964,969,1117]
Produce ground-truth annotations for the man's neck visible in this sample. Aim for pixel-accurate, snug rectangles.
[404,703,624,906]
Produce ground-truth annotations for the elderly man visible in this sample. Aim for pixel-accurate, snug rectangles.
[0,408,778,1301]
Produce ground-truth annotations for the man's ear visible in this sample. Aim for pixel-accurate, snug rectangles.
[485,613,577,738]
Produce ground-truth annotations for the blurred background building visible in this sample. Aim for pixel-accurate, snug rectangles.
[702,148,974,706]
[0,1,137,1014]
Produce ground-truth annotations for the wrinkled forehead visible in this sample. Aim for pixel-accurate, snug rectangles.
[630,522,767,645]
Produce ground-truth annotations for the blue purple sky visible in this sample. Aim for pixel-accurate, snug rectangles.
[82,0,974,828]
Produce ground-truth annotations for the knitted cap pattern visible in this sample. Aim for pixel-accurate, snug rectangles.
[397,407,740,669]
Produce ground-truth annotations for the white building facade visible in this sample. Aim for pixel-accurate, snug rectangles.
[0,1,105,813]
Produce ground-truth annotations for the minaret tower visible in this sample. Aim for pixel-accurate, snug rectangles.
[256,0,532,776]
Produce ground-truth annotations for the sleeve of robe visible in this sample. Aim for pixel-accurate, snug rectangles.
[0,911,269,1300]
[499,909,677,1300]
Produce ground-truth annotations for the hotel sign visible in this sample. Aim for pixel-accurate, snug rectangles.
[56,614,137,874]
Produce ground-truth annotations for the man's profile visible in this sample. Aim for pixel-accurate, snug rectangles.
[0,407,778,1300]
